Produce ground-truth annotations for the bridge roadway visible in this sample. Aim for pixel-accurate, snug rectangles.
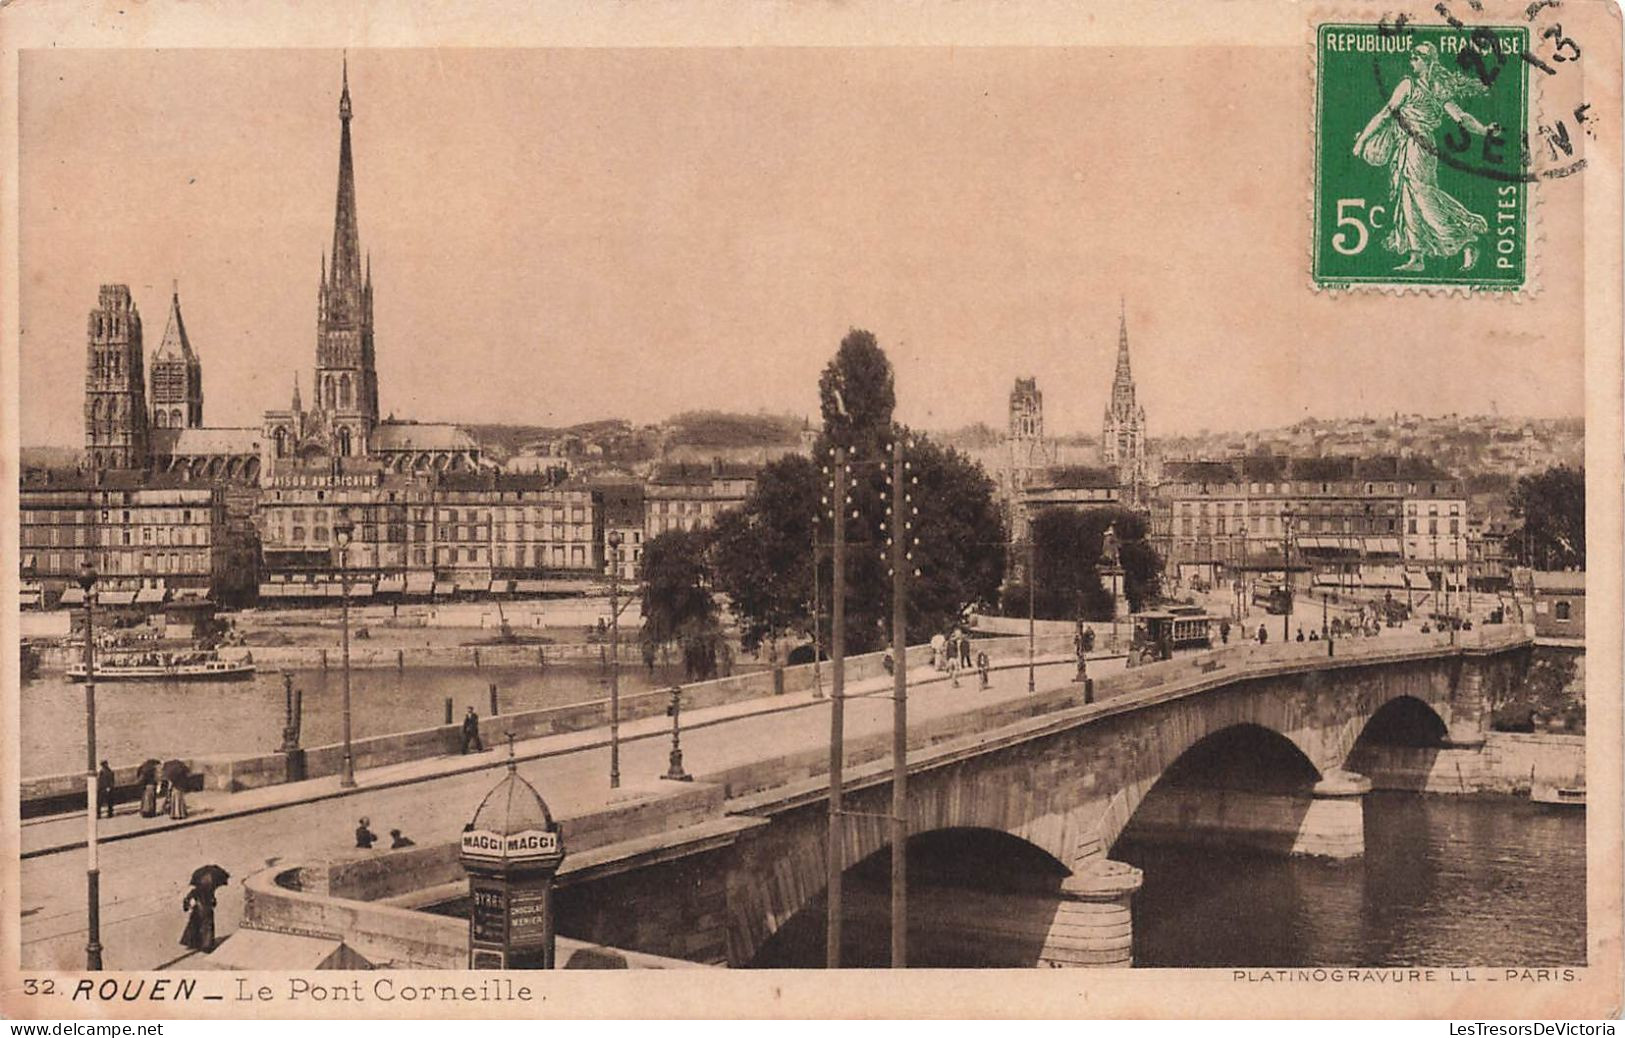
[18,650,1101,970]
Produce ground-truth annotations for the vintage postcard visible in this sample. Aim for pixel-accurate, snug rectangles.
[1,0,1620,1021]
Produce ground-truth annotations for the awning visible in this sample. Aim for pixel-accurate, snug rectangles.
[1372,537,1402,555]
[514,579,547,594]
[134,588,167,604]
[258,584,285,599]
[19,589,41,605]
[488,579,512,594]
[59,587,85,605]
[100,590,137,606]
[348,583,374,598]
[376,575,407,593]
[172,588,209,601]
[404,573,434,594]
[432,582,458,596]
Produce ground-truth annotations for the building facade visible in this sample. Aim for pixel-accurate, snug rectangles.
[643,461,756,539]
[19,473,251,605]
[256,471,600,599]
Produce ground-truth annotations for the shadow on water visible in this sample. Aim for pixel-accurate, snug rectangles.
[1118,792,1585,968]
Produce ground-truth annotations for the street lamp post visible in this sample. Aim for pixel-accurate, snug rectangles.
[1026,536,1036,694]
[334,518,356,788]
[79,562,103,970]
[1281,508,1295,644]
[608,530,623,790]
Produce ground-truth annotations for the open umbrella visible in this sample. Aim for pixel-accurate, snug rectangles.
[137,759,161,784]
[162,759,191,787]
[190,864,230,889]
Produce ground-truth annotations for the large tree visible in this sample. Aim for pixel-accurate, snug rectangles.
[713,328,1007,654]
[1010,507,1162,621]
[639,528,727,681]
[1506,465,1585,570]
[708,454,819,656]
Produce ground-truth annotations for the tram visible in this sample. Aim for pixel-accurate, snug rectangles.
[1129,608,1216,663]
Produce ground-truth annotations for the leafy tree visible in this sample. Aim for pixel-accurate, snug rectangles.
[708,454,819,656]
[1506,466,1585,570]
[639,528,727,681]
[1008,507,1162,621]
[1491,650,1582,733]
[794,329,1008,652]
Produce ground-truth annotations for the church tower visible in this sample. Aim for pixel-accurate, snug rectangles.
[84,284,150,470]
[1101,302,1148,501]
[149,283,204,429]
[313,57,378,459]
[1005,377,1051,543]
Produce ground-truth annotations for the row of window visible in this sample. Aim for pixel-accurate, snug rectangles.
[1169,481,1459,496]
[31,549,211,576]
[21,508,202,525]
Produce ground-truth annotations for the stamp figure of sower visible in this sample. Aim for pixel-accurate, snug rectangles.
[1352,42,1500,273]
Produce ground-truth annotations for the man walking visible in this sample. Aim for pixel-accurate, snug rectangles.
[461,706,485,754]
[96,760,117,819]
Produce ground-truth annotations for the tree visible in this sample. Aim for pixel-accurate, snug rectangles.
[639,528,727,681]
[1010,507,1162,621]
[774,328,1010,653]
[1506,466,1584,570]
[1491,650,1582,733]
[708,454,819,655]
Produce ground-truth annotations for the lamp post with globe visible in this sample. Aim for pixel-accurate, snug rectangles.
[334,516,356,789]
[79,561,103,970]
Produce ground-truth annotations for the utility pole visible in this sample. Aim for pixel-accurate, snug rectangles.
[889,440,910,969]
[1282,509,1294,644]
[1026,536,1036,693]
[811,525,823,699]
[826,446,847,969]
[80,564,102,970]
[608,531,623,790]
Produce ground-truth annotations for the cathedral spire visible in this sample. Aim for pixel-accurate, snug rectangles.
[154,282,194,361]
[292,372,302,412]
[329,56,362,293]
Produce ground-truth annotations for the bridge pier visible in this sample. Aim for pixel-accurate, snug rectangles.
[1121,769,1372,860]
[1037,859,1143,968]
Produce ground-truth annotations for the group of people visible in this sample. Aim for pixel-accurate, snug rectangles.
[96,759,189,822]
[925,630,992,690]
[355,817,417,850]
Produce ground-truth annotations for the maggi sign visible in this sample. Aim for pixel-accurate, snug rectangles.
[460,827,562,864]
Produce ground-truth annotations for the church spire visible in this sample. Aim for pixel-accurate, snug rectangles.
[292,372,302,413]
[329,55,362,294]
[154,281,194,361]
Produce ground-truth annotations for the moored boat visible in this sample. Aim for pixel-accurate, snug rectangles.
[66,650,255,682]
[1530,782,1586,807]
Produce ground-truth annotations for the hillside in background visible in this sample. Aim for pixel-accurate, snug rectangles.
[664,410,804,447]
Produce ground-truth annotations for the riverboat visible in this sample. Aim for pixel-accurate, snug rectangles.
[1530,782,1586,807]
[66,651,255,682]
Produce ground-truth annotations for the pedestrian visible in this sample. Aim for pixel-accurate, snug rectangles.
[977,651,990,690]
[138,760,160,818]
[948,644,961,688]
[930,633,946,671]
[165,772,189,821]
[179,880,216,953]
[1296,627,1305,642]
[389,828,415,849]
[96,760,116,819]
[355,817,377,849]
[1257,624,1268,644]
[1309,630,1320,641]
[461,706,485,754]
[960,631,972,669]
[882,651,894,676]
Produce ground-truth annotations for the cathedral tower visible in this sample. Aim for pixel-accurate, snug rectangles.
[314,57,378,458]
[84,284,150,470]
[1101,302,1148,501]
[149,283,204,429]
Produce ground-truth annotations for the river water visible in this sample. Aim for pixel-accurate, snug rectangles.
[20,660,719,777]
[1117,792,1586,967]
[748,792,1585,968]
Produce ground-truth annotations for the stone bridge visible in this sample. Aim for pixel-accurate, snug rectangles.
[552,628,1532,969]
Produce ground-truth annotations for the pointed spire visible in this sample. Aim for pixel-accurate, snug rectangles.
[154,281,194,361]
[328,56,362,292]
[292,372,303,412]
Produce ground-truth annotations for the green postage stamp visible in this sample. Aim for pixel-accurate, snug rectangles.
[1314,23,1531,291]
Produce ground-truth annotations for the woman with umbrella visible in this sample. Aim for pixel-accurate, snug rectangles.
[137,759,161,818]
[180,864,228,953]
[162,760,191,820]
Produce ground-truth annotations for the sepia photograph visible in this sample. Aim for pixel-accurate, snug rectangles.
[2,0,1619,1021]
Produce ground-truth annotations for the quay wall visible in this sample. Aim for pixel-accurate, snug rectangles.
[20,634,1073,808]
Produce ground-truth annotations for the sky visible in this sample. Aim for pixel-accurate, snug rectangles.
[17,47,1587,447]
